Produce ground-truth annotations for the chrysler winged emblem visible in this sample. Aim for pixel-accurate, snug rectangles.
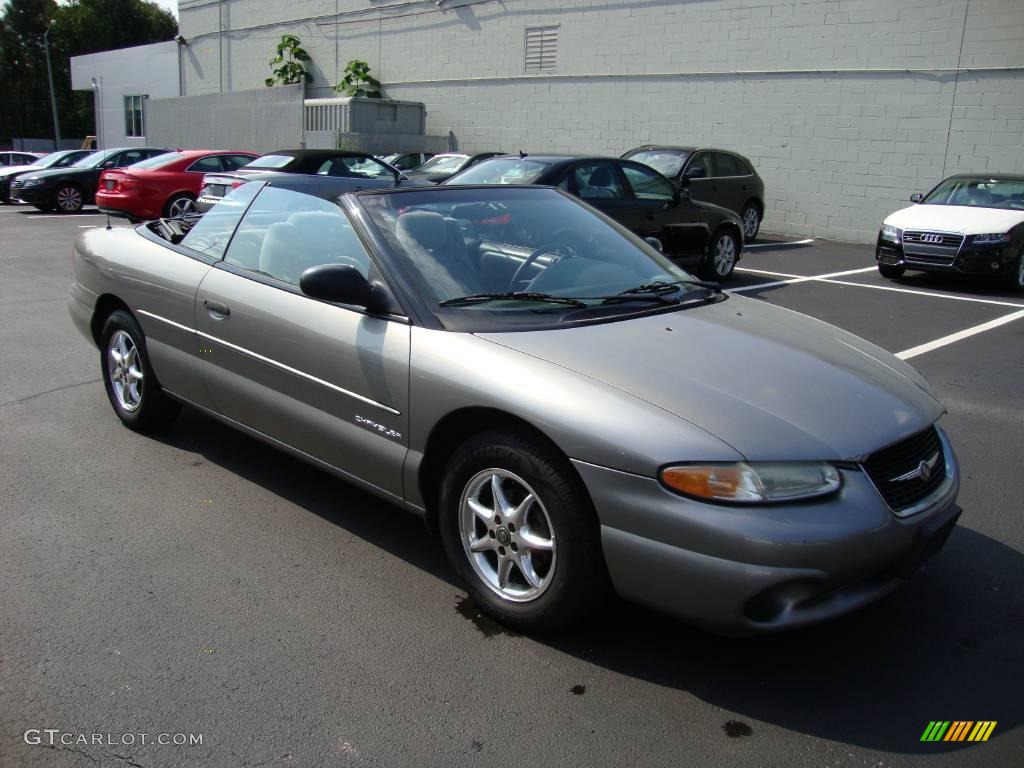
[890,451,941,483]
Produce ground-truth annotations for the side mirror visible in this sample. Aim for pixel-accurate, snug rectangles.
[678,174,692,188]
[644,236,664,253]
[300,263,400,315]
[101,159,116,168]
[910,192,924,203]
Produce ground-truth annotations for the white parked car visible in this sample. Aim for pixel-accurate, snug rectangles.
[876,174,1024,289]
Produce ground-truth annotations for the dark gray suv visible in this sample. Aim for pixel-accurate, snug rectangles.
[623,145,766,240]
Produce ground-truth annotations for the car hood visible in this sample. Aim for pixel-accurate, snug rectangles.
[476,295,943,461]
[0,164,44,178]
[884,204,1024,234]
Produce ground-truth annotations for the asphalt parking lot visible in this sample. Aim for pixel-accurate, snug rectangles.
[2,205,1022,767]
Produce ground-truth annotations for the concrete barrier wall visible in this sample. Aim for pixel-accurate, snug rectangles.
[303,130,453,154]
[148,85,304,153]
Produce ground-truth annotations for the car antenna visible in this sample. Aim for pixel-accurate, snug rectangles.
[519,150,527,159]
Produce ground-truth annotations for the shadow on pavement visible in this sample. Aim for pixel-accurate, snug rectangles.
[154,408,1022,757]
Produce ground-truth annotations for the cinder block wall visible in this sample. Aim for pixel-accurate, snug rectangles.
[179,0,1024,242]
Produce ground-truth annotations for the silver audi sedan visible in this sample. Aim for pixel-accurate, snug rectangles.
[68,179,961,634]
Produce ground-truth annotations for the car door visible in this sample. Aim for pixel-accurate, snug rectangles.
[709,152,750,213]
[194,184,410,499]
[614,161,707,259]
[559,160,634,224]
[681,151,725,209]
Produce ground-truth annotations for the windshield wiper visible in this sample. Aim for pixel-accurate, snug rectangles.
[598,279,724,305]
[438,291,588,308]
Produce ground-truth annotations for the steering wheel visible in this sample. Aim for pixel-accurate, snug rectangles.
[508,230,587,290]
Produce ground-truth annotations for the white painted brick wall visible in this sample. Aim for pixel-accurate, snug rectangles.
[177,0,1024,242]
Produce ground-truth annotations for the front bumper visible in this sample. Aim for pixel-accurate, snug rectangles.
[9,184,49,205]
[68,280,99,346]
[877,235,1016,278]
[573,430,960,633]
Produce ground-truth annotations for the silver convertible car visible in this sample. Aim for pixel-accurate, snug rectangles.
[69,179,962,634]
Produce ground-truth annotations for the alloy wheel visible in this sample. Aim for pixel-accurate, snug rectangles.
[167,196,195,218]
[713,234,737,277]
[742,207,759,239]
[107,330,143,412]
[459,468,556,603]
[56,185,82,212]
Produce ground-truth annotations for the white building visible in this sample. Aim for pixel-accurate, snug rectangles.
[171,0,1024,242]
[71,41,180,149]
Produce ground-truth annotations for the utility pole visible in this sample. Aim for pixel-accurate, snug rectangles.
[43,19,62,149]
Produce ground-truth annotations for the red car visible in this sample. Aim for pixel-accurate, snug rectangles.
[96,149,257,220]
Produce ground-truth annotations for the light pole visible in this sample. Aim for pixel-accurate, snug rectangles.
[42,19,62,149]
[91,77,103,149]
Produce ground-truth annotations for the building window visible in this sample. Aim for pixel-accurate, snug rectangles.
[524,25,558,73]
[124,95,147,137]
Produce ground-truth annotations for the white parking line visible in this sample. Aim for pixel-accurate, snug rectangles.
[896,309,1024,360]
[820,278,1024,309]
[17,214,105,220]
[730,266,875,292]
[744,238,815,249]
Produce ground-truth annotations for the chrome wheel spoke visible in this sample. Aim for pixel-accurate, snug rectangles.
[490,474,511,517]
[467,497,493,525]
[519,528,554,552]
[507,493,534,527]
[514,551,543,589]
[496,555,515,589]
[469,535,495,553]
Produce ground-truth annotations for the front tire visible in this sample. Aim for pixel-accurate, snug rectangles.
[701,228,740,281]
[740,203,761,240]
[1007,251,1024,291]
[439,430,610,633]
[100,310,180,431]
[55,184,84,213]
[878,263,905,279]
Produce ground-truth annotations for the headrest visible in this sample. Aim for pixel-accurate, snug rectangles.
[589,167,613,187]
[397,210,447,250]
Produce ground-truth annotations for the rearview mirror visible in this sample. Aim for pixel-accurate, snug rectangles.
[300,264,400,315]
[910,192,924,203]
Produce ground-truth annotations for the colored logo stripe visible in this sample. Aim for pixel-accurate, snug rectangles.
[920,721,997,742]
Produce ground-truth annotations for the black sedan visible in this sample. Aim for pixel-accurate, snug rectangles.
[10,147,165,213]
[196,150,409,211]
[0,149,94,203]
[404,152,503,184]
[622,145,766,240]
[445,154,745,280]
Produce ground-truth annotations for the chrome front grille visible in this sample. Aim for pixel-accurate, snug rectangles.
[862,427,946,515]
[901,231,963,267]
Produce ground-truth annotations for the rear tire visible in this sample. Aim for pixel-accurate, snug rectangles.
[741,203,761,241]
[439,430,610,633]
[878,263,905,279]
[100,310,180,432]
[163,193,197,218]
[701,228,740,281]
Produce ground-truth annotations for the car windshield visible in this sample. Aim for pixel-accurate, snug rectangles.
[73,150,116,168]
[246,154,295,169]
[628,150,689,178]
[359,187,710,330]
[129,152,183,170]
[923,178,1024,211]
[29,152,66,166]
[447,158,551,185]
[416,155,468,174]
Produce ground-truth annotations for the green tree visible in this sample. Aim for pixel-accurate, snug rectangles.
[334,59,382,98]
[265,34,311,87]
[0,0,176,146]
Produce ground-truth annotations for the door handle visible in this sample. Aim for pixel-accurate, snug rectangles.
[645,211,657,221]
[204,299,230,317]
[711,185,718,192]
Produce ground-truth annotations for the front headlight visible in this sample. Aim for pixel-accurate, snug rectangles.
[972,232,1011,244]
[660,462,841,503]
[880,224,902,243]
[21,178,43,187]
